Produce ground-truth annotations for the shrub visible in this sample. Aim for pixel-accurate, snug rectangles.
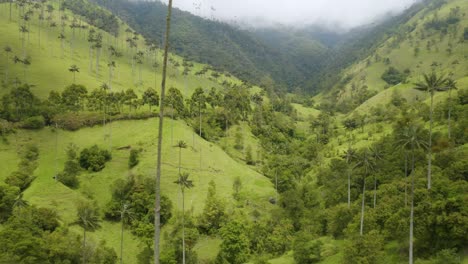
[381,67,407,85]
[21,116,45,129]
[128,149,140,169]
[293,233,323,264]
[79,145,112,172]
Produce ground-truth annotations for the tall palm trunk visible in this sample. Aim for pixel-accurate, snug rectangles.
[428,93,433,190]
[404,152,408,207]
[409,145,415,264]
[359,169,367,236]
[447,89,453,140]
[373,176,377,208]
[182,189,186,264]
[347,168,351,208]
[155,1,173,263]
[83,228,87,264]
[120,212,124,264]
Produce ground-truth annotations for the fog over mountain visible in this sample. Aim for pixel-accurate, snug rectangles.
[146,0,421,29]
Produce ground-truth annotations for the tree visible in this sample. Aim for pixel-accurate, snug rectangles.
[199,180,225,234]
[94,33,103,75]
[232,176,242,201]
[414,72,448,189]
[175,140,187,175]
[68,64,80,83]
[58,32,65,57]
[76,200,101,264]
[142,88,160,111]
[118,203,133,264]
[357,148,376,236]
[4,46,12,83]
[107,61,116,89]
[174,172,194,264]
[343,146,356,208]
[128,149,139,169]
[19,25,29,56]
[136,51,144,84]
[396,122,428,264]
[216,220,250,264]
[61,84,88,112]
[445,79,457,140]
[370,144,384,208]
[155,1,174,263]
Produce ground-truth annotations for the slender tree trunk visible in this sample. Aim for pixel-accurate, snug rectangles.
[120,214,124,264]
[96,48,100,75]
[447,89,452,140]
[155,2,173,263]
[9,0,12,22]
[359,171,367,236]
[373,175,377,208]
[4,54,9,83]
[405,152,408,207]
[428,93,433,190]
[182,189,186,264]
[409,147,415,264]
[83,228,87,264]
[55,123,58,182]
[347,168,351,208]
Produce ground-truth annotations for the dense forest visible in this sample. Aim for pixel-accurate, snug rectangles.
[0,0,467,263]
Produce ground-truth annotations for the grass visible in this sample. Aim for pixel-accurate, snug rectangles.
[0,0,253,101]
[0,118,275,262]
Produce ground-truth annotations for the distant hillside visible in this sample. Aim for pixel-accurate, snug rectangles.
[91,0,329,91]
[318,0,468,113]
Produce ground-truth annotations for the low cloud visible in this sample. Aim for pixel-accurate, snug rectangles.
[155,0,420,29]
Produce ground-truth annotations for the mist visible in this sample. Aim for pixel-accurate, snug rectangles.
[153,0,420,29]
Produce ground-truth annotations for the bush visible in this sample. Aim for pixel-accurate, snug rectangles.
[343,230,384,264]
[128,149,140,169]
[381,67,407,85]
[293,233,323,264]
[21,116,45,129]
[79,145,112,172]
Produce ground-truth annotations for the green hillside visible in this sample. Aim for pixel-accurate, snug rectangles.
[0,0,467,263]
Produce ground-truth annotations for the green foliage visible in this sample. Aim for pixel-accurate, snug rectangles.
[58,144,81,188]
[104,176,172,242]
[20,116,45,129]
[63,0,120,36]
[61,84,88,112]
[142,87,159,111]
[293,233,323,264]
[343,230,384,264]
[381,66,407,85]
[79,145,112,172]
[216,220,250,264]
[198,180,226,235]
[128,148,140,169]
[1,84,41,122]
[4,144,39,191]
[0,184,19,223]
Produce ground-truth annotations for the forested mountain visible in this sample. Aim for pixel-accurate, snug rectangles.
[91,0,434,94]
[0,0,467,263]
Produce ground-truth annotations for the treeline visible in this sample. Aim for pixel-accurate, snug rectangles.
[63,0,119,36]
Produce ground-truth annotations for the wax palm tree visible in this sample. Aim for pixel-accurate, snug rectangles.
[107,61,116,89]
[396,122,428,264]
[58,32,65,57]
[445,79,457,140]
[4,46,12,83]
[118,203,133,264]
[155,1,174,263]
[342,145,356,208]
[174,172,194,264]
[19,25,28,56]
[414,72,448,189]
[76,200,100,264]
[69,64,80,83]
[175,140,187,175]
[370,144,384,208]
[357,148,376,236]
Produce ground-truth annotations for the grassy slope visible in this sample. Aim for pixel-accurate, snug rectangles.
[0,1,274,262]
[0,0,245,99]
[315,0,468,111]
[0,118,275,262]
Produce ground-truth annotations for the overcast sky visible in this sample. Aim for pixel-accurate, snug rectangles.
[157,0,420,29]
